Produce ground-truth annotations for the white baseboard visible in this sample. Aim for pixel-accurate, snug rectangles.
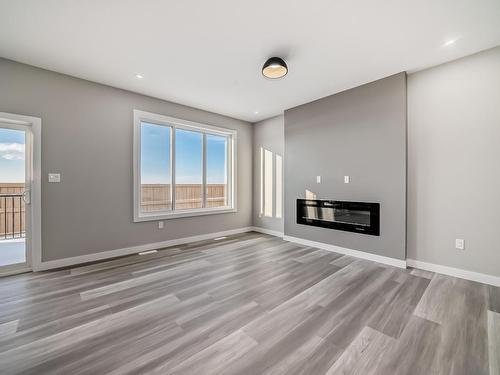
[36,224,499,287]
[283,235,407,269]
[34,227,253,271]
[0,266,32,277]
[251,226,284,238]
[407,259,500,287]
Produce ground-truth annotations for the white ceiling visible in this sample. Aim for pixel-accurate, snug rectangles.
[1,0,500,122]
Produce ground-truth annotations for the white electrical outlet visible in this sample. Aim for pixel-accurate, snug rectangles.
[48,173,61,183]
[158,221,164,229]
[316,176,321,183]
[455,239,465,250]
[344,176,350,184]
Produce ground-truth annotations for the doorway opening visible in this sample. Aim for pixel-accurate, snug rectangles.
[0,112,41,276]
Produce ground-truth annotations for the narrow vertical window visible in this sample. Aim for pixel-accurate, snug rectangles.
[276,154,283,219]
[140,122,172,213]
[264,149,273,217]
[175,128,203,210]
[259,147,264,216]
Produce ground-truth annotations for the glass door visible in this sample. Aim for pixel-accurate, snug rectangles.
[0,123,31,275]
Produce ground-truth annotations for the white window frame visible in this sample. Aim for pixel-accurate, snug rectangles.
[133,110,237,222]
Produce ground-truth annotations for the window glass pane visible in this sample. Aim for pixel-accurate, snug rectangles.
[264,149,273,217]
[140,122,171,212]
[0,128,26,249]
[260,147,264,216]
[276,154,283,218]
[206,134,228,208]
[175,128,203,209]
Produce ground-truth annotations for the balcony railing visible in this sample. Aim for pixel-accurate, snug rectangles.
[0,194,25,240]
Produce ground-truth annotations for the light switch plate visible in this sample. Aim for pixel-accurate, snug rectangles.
[344,176,350,184]
[316,176,321,183]
[455,239,465,250]
[48,173,61,183]
[158,221,164,229]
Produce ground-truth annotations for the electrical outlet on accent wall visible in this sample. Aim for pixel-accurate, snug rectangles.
[158,221,164,229]
[455,239,465,250]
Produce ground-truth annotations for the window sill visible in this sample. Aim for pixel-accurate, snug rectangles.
[134,207,237,222]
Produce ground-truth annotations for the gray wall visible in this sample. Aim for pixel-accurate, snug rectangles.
[284,73,407,260]
[252,115,284,233]
[0,58,253,262]
[407,46,500,277]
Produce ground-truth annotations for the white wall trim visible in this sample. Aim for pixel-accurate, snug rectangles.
[251,226,284,238]
[34,227,253,271]
[283,235,407,269]
[0,266,32,278]
[407,259,500,287]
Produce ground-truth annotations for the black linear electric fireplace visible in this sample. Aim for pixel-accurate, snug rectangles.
[297,199,380,236]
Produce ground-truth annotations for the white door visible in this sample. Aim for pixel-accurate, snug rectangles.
[0,112,41,276]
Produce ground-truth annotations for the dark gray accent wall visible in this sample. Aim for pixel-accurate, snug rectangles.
[284,73,407,260]
[0,58,253,262]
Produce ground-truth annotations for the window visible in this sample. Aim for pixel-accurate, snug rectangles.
[260,147,264,216]
[264,149,273,217]
[259,147,283,219]
[134,110,236,221]
[275,154,283,218]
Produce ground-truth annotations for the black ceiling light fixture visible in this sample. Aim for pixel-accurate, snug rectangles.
[262,57,288,79]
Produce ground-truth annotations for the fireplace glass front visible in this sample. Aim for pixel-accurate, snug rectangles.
[297,199,379,236]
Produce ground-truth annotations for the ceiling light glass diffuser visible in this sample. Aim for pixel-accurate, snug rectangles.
[262,57,288,79]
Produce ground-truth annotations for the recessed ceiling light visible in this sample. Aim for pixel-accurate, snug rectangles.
[254,110,259,114]
[262,57,288,79]
[135,73,144,79]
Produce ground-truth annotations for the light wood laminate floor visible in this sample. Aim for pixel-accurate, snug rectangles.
[0,232,499,374]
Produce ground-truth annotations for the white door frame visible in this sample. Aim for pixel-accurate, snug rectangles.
[0,112,41,276]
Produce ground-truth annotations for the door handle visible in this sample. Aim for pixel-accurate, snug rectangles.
[23,189,31,204]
